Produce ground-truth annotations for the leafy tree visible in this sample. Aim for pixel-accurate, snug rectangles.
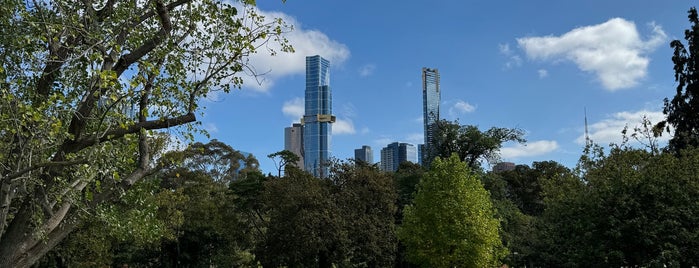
[267,150,301,177]
[0,0,290,266]
[229,170,269,255]
[482,161,575,267]
[256,160,400,267]
[37,177,187,267]
[538,146,699,267]
[657,7,699,153]
[331,160,398,267]
[398,154,505,267]
[182,139,259,183]
[393,161,425,223]
[156,169,251,267]
[427,119,525,169]
[38,140,263,267]
[495,161,572,217]
[256,168,345,268]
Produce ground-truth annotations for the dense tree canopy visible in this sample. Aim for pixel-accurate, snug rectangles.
[0,0,290,266]
[537,146,699,267]
[427,119,525,169]
[398,154,505,267]
[38,140,264,267]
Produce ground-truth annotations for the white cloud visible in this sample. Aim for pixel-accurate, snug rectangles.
[517,18,666,90]
[575,109,669,145]
[282,97,304,122]
[242,7,350,91]
[359,64,376,77]
[452,100,476,113]
[538,69,548,78]
[360,127,370,134]
[447,100,476,119]
[333,118,356,135]
[500,43,523,69]
[501,140,559,159]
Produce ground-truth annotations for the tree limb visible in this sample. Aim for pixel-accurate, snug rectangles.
[113,0,177,76]
[64,113,196,154]
[3,159,87,183]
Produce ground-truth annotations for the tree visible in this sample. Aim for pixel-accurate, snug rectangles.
[394,161,425,222]
[36,177,187,267]
[398,154,505,268]
[267,150,301,177]
[180,139,259,183]
[38,140,263,267]
[657,7,699,153]
[482,161,575,267]
[427,119,525,169]
[537,146,699,267]
[331,160,398,267]
[0,0,291,266]
[256,168,345,268]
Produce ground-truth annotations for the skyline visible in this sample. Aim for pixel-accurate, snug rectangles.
[194,1,695,175]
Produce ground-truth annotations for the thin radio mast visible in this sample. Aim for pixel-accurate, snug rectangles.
[584,107,590,146]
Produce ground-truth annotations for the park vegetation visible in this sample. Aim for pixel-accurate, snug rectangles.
[2,0,699,267]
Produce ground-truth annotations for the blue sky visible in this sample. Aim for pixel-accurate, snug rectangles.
[193,0,695,174]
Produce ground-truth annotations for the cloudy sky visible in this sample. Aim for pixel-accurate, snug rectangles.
[197,0,694,174]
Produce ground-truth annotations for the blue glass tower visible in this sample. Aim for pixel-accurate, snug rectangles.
[422,67,440,165]
[303,55,335,178]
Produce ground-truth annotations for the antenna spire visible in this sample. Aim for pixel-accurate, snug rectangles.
[584,107,590,146]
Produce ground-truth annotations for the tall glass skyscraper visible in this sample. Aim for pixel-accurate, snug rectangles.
[422,67,440,164]
[303,55,335,178]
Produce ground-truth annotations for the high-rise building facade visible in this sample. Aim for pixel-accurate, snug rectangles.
[492,162,516,173]
[303,55,335,178]
[422,67,440,165]
[284,123,304,169]
[380,142,417,172]
[354,145,373,164]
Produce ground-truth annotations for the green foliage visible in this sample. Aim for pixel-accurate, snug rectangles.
[332,160,398,267]
[398,154,505,268]
[394,162,425,221]
[37,177,187,267]
[255,161,399,267]
[257,168,344,267]
[174,139,259,183]
[0,0,292,265]
[39,140,264,267]
[538,147,699,267]
[268,149,302,177]
[428,119,525,169]
[482,161,576,266]
[658,7,699,153]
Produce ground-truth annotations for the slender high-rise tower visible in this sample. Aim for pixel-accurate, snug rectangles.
[422,67,440,165]
[303,55,335,178]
